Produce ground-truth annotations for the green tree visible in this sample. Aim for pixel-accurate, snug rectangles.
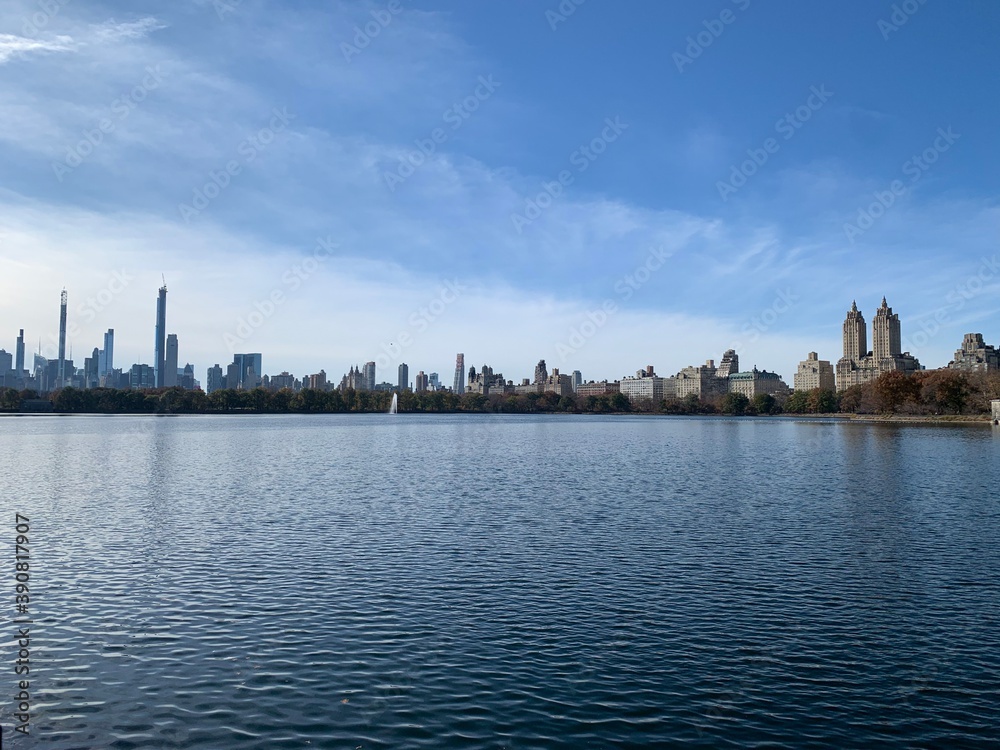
[753,393,778,415]
[721,392,750,415]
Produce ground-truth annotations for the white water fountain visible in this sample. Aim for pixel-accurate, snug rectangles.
[389,393,398,415]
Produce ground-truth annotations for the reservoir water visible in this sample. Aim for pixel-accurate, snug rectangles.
[1,414,998,748]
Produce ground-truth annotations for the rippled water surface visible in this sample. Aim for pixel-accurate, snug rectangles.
[2,414,999,748]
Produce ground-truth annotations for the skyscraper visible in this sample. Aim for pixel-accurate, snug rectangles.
[363,361,376,391]
[100,329,114,378]
[206,364,223,393]
[453,353,465,394]
[58,289,67,388]
[231,353,263,390]
[871,297,902,362]
[15,329,24,375]
[836,299,920,390]
[154,283,167,388]
[534,359,548,384]
[717,349,739,379]
[398,363,409,392]
[415,371,428,392]
[165,334,179,387]
[842,300,867,363]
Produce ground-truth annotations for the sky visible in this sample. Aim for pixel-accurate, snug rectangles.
[1,0,998,386]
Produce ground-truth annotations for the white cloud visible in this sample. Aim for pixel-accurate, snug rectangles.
[0,33,74,63]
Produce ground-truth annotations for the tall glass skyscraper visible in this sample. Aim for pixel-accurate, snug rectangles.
[15,329,25,375]
[154,284,167,388]
[58,289,67,388]
[102,329,114,377]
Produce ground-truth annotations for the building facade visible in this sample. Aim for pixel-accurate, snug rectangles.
[453,354,465,394]
[675,360,727,400]
[466,364,510,395]
[836,298,921,390]
[154,284,166,388]
[728,368,792,400]
[576,380,620,396]
[794,352,836,392]
[206,365,223,393]
[620,376,665,403]
[129,363,155,389]
[164,334,179,387]
[717,349,739,379]
[398,363,409,392]
[948,333,999,372]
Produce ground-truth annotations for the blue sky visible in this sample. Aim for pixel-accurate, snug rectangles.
[1,0,998,384]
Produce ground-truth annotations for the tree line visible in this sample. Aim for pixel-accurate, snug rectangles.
[1,369,996,416]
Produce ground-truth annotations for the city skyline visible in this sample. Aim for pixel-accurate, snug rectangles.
[3,284,997,394]
[1,2,999,383]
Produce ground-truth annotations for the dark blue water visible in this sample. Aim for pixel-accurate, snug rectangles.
[2,414,999,748]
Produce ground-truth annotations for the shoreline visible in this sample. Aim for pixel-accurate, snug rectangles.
[1,411,995,425]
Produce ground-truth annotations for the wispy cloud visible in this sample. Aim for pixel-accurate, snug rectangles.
[0,33,74,64]
[89,17,166,44]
